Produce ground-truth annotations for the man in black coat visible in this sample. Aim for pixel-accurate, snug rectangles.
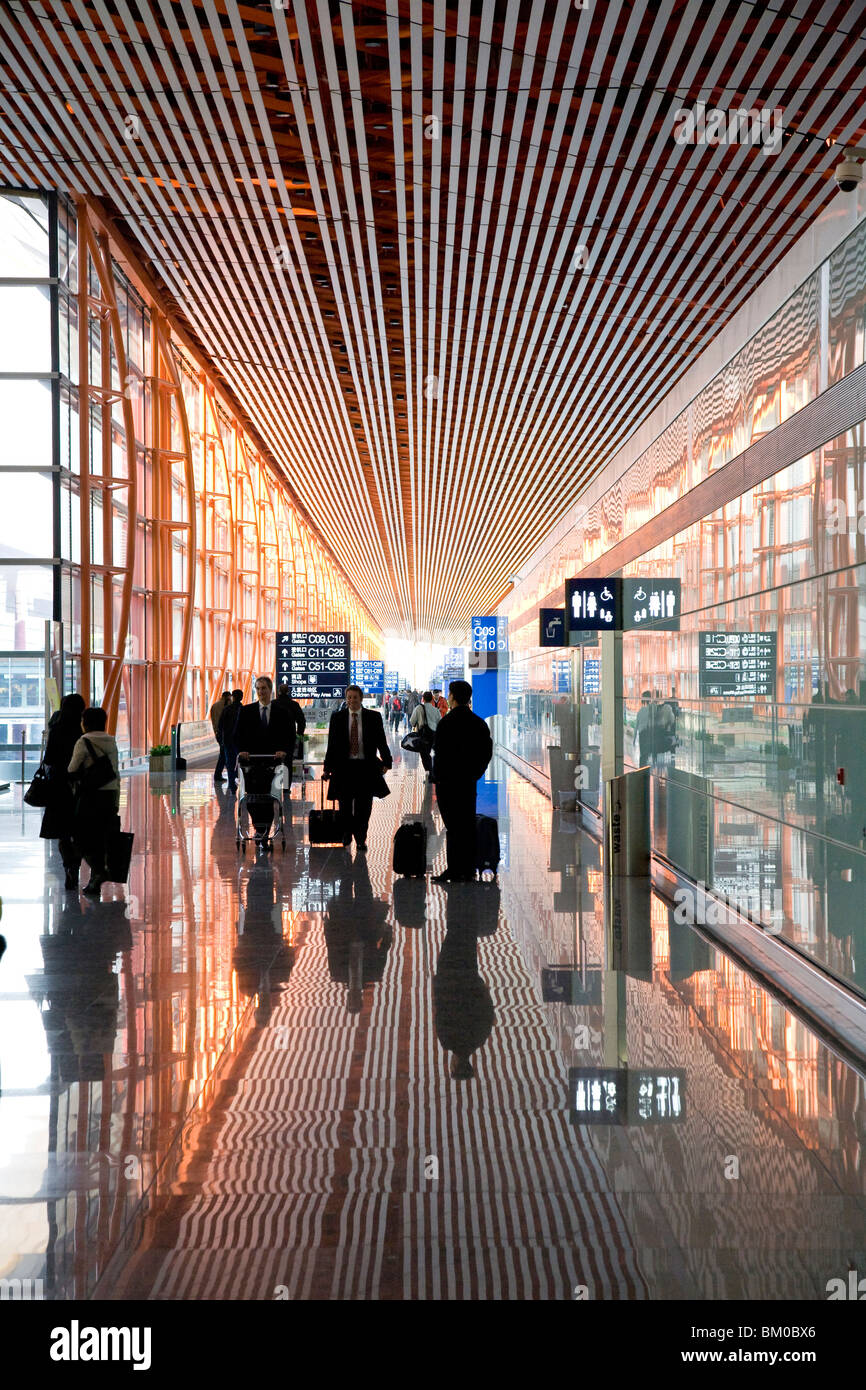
[323,684,392,851]
[235,676,296,786]
[275,681,307,758]
[432,679,493,882]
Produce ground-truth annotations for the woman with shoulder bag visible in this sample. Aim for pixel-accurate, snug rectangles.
[38,692,86,890]
[68,706,121,898]
[409,691,441,780]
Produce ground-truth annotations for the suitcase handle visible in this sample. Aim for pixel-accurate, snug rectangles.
[319,771,337,809]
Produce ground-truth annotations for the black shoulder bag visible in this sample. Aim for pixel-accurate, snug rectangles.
[78,737,116,793]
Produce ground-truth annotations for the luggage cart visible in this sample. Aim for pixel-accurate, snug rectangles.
[236,755,288,852]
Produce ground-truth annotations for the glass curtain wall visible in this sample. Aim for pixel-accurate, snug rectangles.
[0,190,56,777]
[1,189,382,761]
[498,213,866,999]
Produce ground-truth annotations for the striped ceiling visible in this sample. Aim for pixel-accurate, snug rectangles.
[2,1,865,639]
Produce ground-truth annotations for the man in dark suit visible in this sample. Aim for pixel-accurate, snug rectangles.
[235,676,296,783]
[275,681,307,758]
[432,679,493,882]
[323,684,392,851]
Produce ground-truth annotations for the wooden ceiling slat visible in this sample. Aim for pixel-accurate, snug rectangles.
[1,0,865,636]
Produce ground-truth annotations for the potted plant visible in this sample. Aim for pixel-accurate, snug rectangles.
[148,744,171,773]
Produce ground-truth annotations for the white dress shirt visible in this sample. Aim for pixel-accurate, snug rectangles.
[348,707,364,759]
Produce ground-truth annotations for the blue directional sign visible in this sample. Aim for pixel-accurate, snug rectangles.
[583,658,600,694]
[471,616,507,651]
[553,659,571,693]
[384,670,399,692]
[350,659,384,693]
[540,608,566,647]
[443,645,464,684]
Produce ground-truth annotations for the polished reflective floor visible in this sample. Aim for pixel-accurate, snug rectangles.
[1,735,864,1301]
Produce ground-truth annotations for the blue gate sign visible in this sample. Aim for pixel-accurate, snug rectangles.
[471,616,507,651]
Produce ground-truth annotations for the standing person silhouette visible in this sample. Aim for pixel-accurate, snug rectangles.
[431,680,493,882]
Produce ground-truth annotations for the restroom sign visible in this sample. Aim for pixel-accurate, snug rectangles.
[565,579,618,632]
[622,577,681,631]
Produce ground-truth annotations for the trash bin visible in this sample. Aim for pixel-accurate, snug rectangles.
[604,766,650,876]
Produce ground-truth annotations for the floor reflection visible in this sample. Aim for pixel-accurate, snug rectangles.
[0,740,863,1301]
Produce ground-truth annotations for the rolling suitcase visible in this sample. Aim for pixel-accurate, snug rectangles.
[476,814,500,875]
[308,778,346,845]
[393,818,426,876]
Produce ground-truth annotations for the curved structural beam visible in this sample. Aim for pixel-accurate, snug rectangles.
[74,199,138,727]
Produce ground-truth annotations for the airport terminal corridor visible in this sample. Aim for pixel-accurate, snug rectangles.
[1,734,862,1303]
[2,0,866,1343]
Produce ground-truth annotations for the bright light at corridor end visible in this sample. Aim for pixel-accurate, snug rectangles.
[384,635,466,691]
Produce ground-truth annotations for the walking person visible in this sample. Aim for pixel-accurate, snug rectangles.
[218,688,244,793]
[68,706,121,898]
[431,680,493,882]
[390,694,402,733]
[634,690,654,766]
[409,690,441,779]
[235,677,296,778]
[276,681,307,764]
[210,690,232,783]
[40,692,86,890]
[323,685,392,851]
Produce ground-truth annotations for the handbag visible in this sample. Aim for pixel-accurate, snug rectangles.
[401,704,434,753]
[78,737,116,793]
[105,828,134,883]
[23,761,52,808]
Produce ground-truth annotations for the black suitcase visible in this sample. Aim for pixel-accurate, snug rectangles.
[104,829,134,883]
[393,819,426,876]
[476,814,500,874]
[308,780,346,845]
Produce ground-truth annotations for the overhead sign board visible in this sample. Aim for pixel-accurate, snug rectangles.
[582,658,600,694]
[540,608,566,647]
[622,577,681,631]
[276,631,350,700]
[384,670,399,692]
[569,1068,686,1126]
[565,579,618,633]
[699,631,777,698]
[565,577,682,634]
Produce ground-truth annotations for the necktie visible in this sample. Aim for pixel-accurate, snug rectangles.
[350,711,359,756]
[261,705,268,728]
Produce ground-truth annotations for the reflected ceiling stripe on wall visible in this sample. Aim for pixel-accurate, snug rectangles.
[1,0,865,637]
